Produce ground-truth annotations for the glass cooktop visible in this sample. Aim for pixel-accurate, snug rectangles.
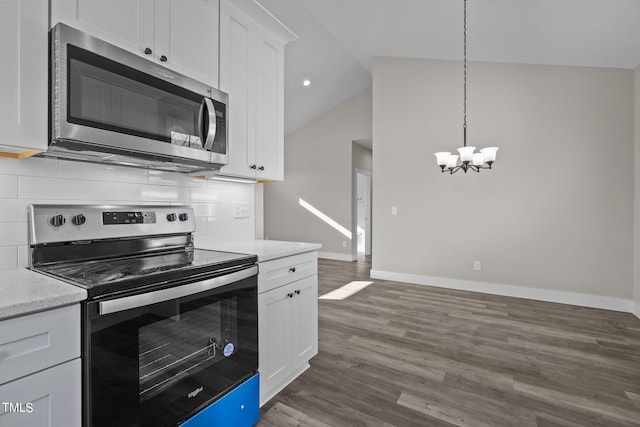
[35,248,256,299]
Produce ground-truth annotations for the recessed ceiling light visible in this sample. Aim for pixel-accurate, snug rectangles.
[303,79,311,87]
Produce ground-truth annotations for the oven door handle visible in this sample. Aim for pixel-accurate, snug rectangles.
[98,265,257,315]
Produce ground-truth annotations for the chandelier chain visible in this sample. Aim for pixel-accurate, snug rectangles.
[463,0,467,145]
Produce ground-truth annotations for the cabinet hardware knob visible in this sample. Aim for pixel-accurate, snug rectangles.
[287,293,293,298]
[144,47,152,55]
[250,164,257,169]
[160,55,168,62]
[289,267,296,273]
[259,166,265,171]
[295,290,301,295]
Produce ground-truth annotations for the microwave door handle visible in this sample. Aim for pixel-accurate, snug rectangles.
[98,265,257,315]
[201,97,217,151]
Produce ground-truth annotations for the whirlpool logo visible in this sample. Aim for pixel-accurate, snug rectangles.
[187,386,204,399]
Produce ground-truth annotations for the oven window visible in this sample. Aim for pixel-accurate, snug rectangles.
[88,277,257,427]
[139,296,238,401]
[67,44,203,145]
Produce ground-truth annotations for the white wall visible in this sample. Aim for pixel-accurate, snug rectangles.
[263,88,372,260]
[634,65,640,317]
[0,156,256,271]
[372,57,634,309]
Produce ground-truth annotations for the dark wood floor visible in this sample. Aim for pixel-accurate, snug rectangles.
[258,257,640,426]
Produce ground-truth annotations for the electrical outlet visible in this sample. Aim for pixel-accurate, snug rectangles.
[234,203,250,218]
[342,241,347,247]
[391,206,398,215]
[473,260,482,271]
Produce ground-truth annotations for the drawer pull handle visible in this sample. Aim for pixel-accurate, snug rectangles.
[289,267,296,273]
[295,290,301,295]
[287,293,294,298]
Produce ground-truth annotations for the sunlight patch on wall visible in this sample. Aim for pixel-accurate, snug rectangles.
[319,281,373,300]
[299,198,352,239]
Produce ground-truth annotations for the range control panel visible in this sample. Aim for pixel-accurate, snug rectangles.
[29,205,196,244]
[102,211,156,225]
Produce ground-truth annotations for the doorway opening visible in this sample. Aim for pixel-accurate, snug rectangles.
[355,169,371,256]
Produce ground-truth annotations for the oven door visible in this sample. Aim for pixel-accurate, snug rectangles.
[84,265,257,427]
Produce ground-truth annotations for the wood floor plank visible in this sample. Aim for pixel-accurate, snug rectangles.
[258,257,640,426]
[260,402,333,427]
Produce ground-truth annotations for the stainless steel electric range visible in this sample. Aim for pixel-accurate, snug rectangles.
[28,205,259,427]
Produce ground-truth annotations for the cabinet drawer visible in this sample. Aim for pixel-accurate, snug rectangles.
[258,251,317,294]
[0,305,80,386]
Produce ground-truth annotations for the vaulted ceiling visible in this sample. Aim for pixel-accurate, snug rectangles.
[257,0,640,135]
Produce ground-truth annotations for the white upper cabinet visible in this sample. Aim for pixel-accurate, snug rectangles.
[218,0,293,181]
[51,0,219,87]
[0,0,48,155]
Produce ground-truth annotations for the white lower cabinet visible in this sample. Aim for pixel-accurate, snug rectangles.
[258,253,318,406]
[0,358,82,427]
[0,305,81,427]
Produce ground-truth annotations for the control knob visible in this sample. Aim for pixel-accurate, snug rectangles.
[50,214,66,227]
[178,213,189,221]
[167,213,177,222]
[71,214,86,226]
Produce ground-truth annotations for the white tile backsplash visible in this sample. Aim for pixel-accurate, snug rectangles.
[192,202,220,217]
[0,175,18,198]
[59,160,148,184]
[147,170,208,188]
[0,157,257,272]
[0,246,17,270]
[0,156,59,178]
[189,187,220,202]
[0,222,28,246]
[122,183,190,202]
[19,176,124,200]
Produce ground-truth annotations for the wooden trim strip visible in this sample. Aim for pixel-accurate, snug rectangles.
[0,150,41,159]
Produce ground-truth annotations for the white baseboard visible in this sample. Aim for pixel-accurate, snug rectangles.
[370,269,633,313]
[633,302,640,320]
[318,251,356,262]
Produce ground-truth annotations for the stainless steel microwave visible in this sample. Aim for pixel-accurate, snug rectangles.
[46,23,228,173]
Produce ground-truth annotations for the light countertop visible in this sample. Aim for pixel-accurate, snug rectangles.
[0,269,86,320]
[195,239,322,262]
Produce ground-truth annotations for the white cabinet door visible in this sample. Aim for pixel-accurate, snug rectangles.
[155,0,219,87]
[0,358,82,427]
[219,0,255,178]
[290,275,318,369]
[51,0,154,58]
[0,0,48,155]
[254,30,284,181]
[218,0,288,181]
[258,283,292,401]
[258,271,318,405]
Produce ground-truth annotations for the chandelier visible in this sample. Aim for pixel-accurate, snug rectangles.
[434,0,498,174]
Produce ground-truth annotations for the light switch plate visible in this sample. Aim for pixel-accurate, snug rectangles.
[234,203,251,218]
